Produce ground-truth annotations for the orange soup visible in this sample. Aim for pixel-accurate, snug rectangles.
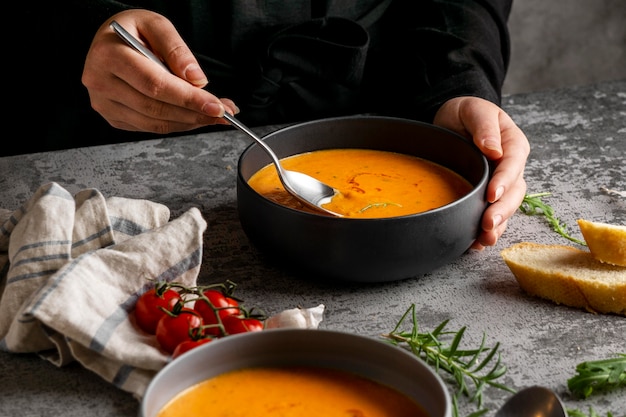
[157,366,430,417]
[247,148,473,218]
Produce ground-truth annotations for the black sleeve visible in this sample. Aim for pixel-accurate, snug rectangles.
[47,1,135,102]
[373,0,512,121]
[28,0,134,100]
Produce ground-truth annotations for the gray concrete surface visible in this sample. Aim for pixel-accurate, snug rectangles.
[504,0,626,94]
[1,80,625,417]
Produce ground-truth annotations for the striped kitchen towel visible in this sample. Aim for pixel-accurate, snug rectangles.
[0,182,207,398]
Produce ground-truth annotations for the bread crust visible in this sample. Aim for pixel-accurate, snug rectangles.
[577,219,626,266]
[501,242,626,316]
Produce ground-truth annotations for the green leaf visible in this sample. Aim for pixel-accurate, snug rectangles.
[519,193,586,245]
[567,354,626,399]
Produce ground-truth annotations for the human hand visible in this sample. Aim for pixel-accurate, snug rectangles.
[433,97,529,249]
[82,9,238,134]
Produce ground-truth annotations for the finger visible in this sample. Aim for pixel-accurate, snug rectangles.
[87,59,221,133]
[457,100,504,160]
[473,218,510,248]
[139,21,209,88]
[485,118,530,204]
[105,18,226,119]
[486,175,527,228]
[220,98,240,116]
[117,14,209,87]
[89,57,234,133]
[103,97,218,133]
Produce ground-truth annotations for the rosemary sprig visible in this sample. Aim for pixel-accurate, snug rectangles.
[567,354,626,399]
[381,304,514,417]
[358,201,402,213]
[519,192,586,246]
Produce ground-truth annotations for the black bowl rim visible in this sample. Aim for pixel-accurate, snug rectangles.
[141,328,453,417]
[237,115,489,221]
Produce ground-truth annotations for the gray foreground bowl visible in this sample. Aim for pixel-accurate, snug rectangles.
[140,329,452,417]
[237,116,489,282]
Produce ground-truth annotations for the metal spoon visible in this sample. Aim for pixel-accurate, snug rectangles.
[495,386,567,417]
[110,21,341,217]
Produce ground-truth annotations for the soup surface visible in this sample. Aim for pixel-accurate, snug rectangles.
[247,148,472,218]
[157,366,430,417]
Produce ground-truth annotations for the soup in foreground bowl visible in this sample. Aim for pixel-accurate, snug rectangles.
[157,365,430,417]
[247,148,473,218]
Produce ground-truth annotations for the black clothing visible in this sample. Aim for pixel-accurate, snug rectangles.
[11,0,511,155]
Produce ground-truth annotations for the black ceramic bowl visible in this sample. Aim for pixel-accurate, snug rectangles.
[140,329,452,417]
[237,116,489,282]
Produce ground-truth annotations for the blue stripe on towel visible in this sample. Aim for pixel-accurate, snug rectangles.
[26,256,84,312]
[72,225,114,249]
[110,216,150,237]
[88,248,202,353]
[8,240,71,283]
[7,269,60,284]
[12,253,71,268]
[112,364,134,387]
[0,209,21,236]
[14,240,72,256]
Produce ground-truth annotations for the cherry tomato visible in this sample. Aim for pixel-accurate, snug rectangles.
[172,338,212,359]
[221,315,264,335]
[135,284,181,334]
[194,289,240,336]
[156,307,204,353]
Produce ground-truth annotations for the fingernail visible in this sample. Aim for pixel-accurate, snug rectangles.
[185,64,208,86]
[469,244,485,252]
[202,102,224,117]
[482,137,501,152]
[494,186,504,201]
[492,214,503,229]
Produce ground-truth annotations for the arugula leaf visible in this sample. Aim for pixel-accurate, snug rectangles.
[519,193,586,246]
[567,354,626,399]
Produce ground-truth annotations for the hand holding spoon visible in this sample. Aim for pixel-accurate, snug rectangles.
[110,21,341,217]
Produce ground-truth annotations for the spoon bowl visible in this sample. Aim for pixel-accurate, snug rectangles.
[496,386,567,417]
[222,112,341,216]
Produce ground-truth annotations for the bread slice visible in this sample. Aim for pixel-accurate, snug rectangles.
[501,242,626,315]
[577,219,626,266]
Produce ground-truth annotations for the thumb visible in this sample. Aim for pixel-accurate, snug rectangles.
[460,99,504,160]
[139,17,209,87]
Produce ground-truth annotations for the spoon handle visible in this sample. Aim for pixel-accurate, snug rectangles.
[221,113,287,176]
[110,21,169,72]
